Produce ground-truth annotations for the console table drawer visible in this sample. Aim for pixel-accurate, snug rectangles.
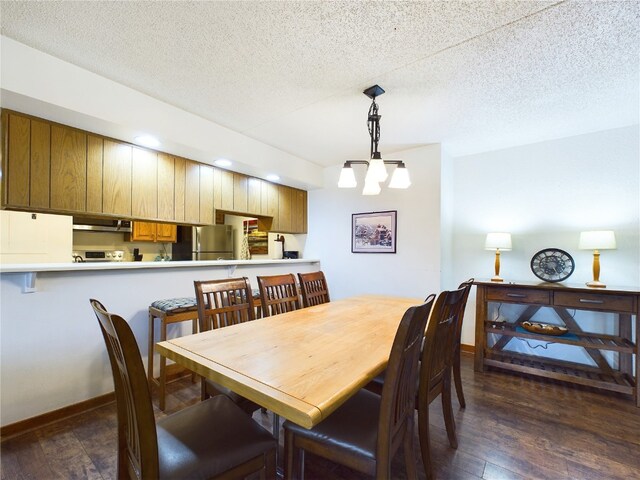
[554,292,635,313]
[486,288,550,305]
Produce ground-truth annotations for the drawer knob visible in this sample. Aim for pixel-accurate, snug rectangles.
[579,299,604,304]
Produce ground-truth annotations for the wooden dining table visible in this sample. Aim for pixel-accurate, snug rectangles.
[156,294,422,429]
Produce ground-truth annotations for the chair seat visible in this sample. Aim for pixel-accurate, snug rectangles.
[157,395,276,479]
[283,389,381,461]
[203,378,261,414]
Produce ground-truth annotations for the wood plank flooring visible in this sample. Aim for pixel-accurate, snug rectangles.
[2,354,639,479]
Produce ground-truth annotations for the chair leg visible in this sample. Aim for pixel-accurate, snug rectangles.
[284,428,298,480]
[264,447,277,480]
[453,346,466,408]
[403,417,418,480]
[418,400,434,480]
[442,374,458,449]
[200,377,208,401]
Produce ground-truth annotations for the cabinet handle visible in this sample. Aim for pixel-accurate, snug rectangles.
[507,293,527,298]
[579,299,604,304]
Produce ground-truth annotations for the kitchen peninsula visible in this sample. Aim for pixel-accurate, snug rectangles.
[0,258,320,431]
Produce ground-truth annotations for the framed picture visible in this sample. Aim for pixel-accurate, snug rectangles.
[352,210,397,253]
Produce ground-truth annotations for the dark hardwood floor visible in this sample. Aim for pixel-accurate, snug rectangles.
[2,354,639,479]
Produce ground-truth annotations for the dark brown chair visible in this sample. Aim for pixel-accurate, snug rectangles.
[418,286,469,479]
[194,278,261,415]
[257,274,301,317]
[297,271,330,307]
[90,299,276,480]
[282,295,436,480]
[452,278,474,408]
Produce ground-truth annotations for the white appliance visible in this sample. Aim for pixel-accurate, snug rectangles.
[0,211,72,263]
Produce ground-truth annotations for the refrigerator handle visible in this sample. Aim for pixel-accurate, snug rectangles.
[194,227,201,259]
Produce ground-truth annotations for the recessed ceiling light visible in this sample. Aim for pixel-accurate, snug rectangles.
[214,158,232,167]
[266,174,280,182]
[134,135,160,148]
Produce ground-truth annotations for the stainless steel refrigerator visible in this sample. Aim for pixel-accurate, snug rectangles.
[172,225,234,260]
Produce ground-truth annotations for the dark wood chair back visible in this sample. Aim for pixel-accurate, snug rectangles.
[297,271,330,307]
[194,277,256,332]
[377,294,435,471]
[418,286,469,479]
[90,299,159,479]
[257,274,301,317]
[452,278,474,408]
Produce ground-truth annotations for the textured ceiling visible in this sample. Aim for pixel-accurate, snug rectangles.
[1,1,638,165]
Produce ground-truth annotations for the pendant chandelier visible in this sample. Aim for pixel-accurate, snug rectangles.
[338,85,410,195]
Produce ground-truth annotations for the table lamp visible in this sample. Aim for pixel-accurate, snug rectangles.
[485,233,512,282]
[579,230,616,288]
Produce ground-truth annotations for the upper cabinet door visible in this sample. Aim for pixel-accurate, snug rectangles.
[6,113,31,207]
[233,173,248,214]
[174,156,186,223]
[292,188,307,234]
[199,164,214,224]
[214,168,234,211]
[103,140,132,216]
[157,152,175,221]
[247,177,261,216]
[51,124,87,212]
[86,135,104,214]
[30,119,51,209]
[184,160,200,224]
[132,147,158,219]
[278,185,293,233]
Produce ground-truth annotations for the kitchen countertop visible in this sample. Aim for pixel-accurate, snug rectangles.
[0,258,320,274]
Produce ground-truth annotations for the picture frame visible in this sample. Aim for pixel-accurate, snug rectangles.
[352,210,397,253]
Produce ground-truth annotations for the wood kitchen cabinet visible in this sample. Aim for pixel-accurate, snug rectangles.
[103,140,132,216]
[130,221,177,243]
[1,109,308,232]
[50,124,87,212]
[131,147,158,219]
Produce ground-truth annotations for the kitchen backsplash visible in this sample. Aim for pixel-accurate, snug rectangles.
[73,231,172,262]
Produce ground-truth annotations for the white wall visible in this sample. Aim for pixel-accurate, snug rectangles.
[0,36,322,190]
[451,126,640,346]
[0,261,319,426]
[306,145,443,301]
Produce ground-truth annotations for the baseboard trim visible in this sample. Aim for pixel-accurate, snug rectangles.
[461,343,475,354]
[1,391,115,441]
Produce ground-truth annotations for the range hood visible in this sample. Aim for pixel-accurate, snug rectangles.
[72,217,132,233]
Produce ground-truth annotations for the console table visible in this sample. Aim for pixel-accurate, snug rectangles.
[474,281,639,407]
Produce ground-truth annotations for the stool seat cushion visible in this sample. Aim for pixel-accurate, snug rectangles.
[151,297,197,313]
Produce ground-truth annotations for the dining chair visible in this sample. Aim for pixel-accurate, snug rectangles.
[282,295,436,480]
[194,277,262,415]
[417,286,469,479]
[297,271,330,307]
[452,278,474,408]
[257,274,301,317]
[90,299,277,480]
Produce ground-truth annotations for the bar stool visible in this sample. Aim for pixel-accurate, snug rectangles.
[147,297,198,411]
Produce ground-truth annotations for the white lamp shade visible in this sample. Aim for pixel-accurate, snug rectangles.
[362,179,381,195]
[579,231,616,250]
[367,158,388,182]
[485,232,512,251]
[388,165,411,188]
[338,166,357,188]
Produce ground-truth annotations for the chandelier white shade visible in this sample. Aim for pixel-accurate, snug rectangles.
[362,179,381,195]
[388,164,411,189]
[337,165,357,188]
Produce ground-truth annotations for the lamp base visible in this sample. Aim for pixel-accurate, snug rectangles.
[586,280,606,288]
[491,275,504,282]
